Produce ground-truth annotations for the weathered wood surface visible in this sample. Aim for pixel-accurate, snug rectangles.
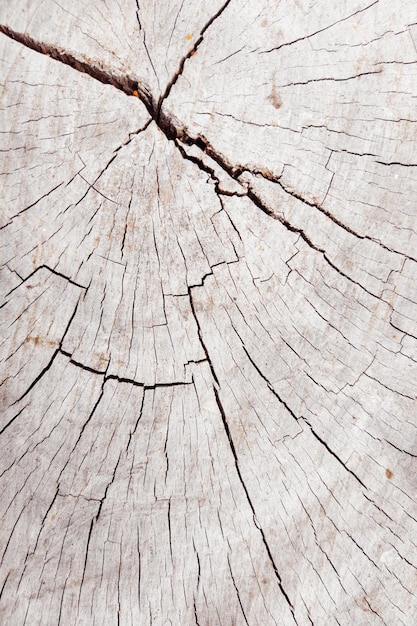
[1,2,417,624]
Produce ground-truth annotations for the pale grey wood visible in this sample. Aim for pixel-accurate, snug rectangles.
[0,0,230,106]
[1,2,417,625]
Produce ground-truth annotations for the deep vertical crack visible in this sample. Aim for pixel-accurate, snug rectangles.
[213,386,297,622]
[157,0,233,113]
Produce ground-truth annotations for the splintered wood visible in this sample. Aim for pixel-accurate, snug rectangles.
[1,1,417,624]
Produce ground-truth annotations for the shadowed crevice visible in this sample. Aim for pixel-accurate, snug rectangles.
[0,25,155,116]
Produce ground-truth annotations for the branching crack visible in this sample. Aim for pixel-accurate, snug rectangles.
[2,19,400,284]
[5,265,87,300]
[188,287,219,386]
[249,170,417,263]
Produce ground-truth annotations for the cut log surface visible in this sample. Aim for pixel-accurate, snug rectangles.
[1,1,417,624]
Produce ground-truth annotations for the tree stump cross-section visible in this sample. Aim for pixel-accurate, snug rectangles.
[1,1,417,624]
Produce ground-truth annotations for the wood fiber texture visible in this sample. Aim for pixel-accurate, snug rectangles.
[1,1,417,624]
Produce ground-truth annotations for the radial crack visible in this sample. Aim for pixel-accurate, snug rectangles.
[157,0,233,113]
[261,0,380,54]
[213,386,297,621]
[0,25,156,115]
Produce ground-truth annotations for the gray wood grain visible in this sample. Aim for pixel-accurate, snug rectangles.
[1,2,416,624]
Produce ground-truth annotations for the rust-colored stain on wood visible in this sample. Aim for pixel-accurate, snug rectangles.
[268,88,282,109]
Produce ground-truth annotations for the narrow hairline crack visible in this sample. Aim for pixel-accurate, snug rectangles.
[260,0,380,54]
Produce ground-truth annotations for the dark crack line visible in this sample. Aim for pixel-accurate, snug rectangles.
[176,130,417,272]
[175,139,221,189]
[58,299,81,349]
[247,163,417,262]
[376,160,417,167]
[253,170,379,244]
[237,334,368,491]
[12,297,82,403]
[240,343,299,422]
[135,1,160,90]
[59,348,192,388]
[0,573,9,602]
[0,404,27,436]
[213,385,297,622]
[83,117,152,189]
[59,349,107,376]
[57,378,107,485]
[175,139,246,202]
[29,487,60,557]
[157,0,233,114]
[279,68,383,88]
[193,600,201,626]
[2,15,411,340]
[261,0,380,54]
[0,25,156,116]
[78,518,94,609]
[303,418,368,490]
[13,349,59,403]
[244,185,378,298]
[384,438,417,459]
[188,287,220,386]
[227,555,250,626]
[126,391,146,452]
[95,453,121,521]
[173,135,406,296]
[0,181,64,230]
[0,10,237,147]
[0,24,179,145]
[5,265,87,299]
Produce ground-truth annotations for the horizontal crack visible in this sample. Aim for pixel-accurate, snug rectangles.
[59,348,191,388]
[261,0,379,54]
[278,68,383,88]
